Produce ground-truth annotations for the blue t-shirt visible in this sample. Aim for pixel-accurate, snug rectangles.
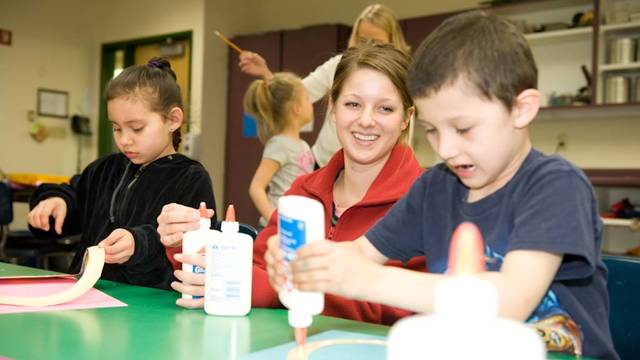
[366,149,618,360]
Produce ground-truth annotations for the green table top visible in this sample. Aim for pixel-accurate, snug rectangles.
[0,262,584,360]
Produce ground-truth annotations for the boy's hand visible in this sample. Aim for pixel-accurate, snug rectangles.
[157,203,214,248]
[291,240,373,299]
[99,228,135,264]
[171,253,206,309]
[27,197,67,234]
[265,234,287,291]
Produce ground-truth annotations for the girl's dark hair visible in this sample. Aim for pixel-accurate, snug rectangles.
[106,57,183,150]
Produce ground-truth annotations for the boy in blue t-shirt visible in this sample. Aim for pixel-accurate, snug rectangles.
[265,11,618,359]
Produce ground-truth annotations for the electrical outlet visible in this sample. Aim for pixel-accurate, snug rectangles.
[555,133,568,153]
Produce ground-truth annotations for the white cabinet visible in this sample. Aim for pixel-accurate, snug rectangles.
[597,0,640,104]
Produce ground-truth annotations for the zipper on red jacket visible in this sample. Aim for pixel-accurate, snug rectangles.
[327,225,335,240]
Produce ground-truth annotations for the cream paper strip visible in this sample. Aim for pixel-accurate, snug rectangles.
[0,246,105,307]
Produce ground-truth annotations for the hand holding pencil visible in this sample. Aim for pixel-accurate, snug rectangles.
[215,30,274,80]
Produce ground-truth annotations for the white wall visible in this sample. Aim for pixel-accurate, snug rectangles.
[1,0,97,228]
[1,0,205,227]
[247,0,477,33]
[0,0,95,175]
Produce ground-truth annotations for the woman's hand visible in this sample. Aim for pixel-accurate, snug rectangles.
[27,197,68,234]
[157,203,214,247]
[265,234,287,292]
[238,51,274,80]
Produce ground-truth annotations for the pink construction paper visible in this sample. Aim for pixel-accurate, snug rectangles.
[0,278,127,314]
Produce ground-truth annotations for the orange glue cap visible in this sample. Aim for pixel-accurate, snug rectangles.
[448,222,485,276]
[225,204,236,222]
[199,202,208,218]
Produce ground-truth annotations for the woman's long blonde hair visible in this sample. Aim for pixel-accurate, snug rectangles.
[243,72,303,144]
[348,4,411,55]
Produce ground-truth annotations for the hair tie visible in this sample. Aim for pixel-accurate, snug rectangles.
[147,59,161,68]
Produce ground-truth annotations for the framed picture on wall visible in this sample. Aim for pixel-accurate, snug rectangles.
[37,88,68,118]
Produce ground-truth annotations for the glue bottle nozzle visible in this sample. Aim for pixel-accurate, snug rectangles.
[448,222,485,276]
[198,202,208,218]
[225,204,236,222]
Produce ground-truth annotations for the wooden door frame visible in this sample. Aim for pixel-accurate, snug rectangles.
[98,31,192,157]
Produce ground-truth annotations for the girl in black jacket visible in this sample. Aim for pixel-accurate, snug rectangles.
[28,57,215,290]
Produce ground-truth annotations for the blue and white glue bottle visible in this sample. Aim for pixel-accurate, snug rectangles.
[277,195,325,346]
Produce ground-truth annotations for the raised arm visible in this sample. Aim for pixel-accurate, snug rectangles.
[248,158,280,222]
[238,51,274,80]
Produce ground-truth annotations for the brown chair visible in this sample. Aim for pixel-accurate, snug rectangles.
[0,181,63,268]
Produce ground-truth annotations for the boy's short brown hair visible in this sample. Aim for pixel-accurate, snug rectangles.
[408,11,537,111]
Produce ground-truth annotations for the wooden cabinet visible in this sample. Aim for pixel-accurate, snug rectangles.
[281,24,351,146]
[225,25,349,227]
[225,31,281,227]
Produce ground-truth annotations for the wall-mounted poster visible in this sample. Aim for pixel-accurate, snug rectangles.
[37,88,68,118]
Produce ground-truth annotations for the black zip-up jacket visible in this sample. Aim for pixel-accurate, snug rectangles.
[29,153,216,289]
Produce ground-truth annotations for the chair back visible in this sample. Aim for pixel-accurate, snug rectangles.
[0,181,13,225]
[213,221,259,241]
[602,254,640,359]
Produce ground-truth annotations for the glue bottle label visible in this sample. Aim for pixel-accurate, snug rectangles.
[187,264,205,300]
[279,213,306,290]
[207,243,243,302]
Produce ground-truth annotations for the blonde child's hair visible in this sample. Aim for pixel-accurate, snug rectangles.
[243,72,304,144]
[348,4,411,55]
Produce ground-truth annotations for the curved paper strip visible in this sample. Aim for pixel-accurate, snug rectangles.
[0,246,105,306]
[286,339,386,360]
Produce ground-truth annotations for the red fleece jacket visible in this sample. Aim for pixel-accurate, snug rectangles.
[252,144,426,325]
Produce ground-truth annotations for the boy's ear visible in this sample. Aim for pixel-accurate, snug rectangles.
[167,106,184,129]
[512,89,540,128]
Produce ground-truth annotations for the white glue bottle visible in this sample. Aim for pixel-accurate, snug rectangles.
[181,202,212,300]
[205,205,253,316]
[387,222,545,360]
[277,195,325,345]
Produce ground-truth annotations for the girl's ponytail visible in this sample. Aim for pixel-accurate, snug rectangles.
[243,73,302,144]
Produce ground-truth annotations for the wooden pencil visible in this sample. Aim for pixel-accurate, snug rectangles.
[215,31,243,54]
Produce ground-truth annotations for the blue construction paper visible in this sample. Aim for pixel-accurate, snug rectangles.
[242,112,258,138]
[240,330,386,360]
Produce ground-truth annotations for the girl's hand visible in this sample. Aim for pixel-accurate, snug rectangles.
[157,203,214,248]
[238,51,273,80]
[265,234,287,291]
[172,253,206,309]
[99,228,135,264]
[27,197,67,234]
